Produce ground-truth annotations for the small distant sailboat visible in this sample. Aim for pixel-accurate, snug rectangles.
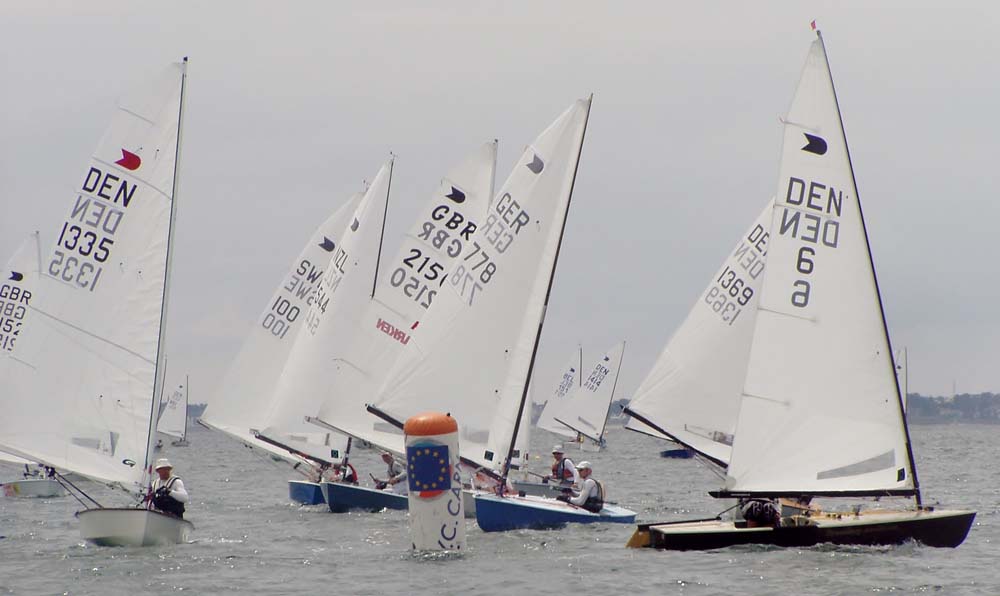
[629,29,974,550]
[536,347,584,440]
[157,376,190,447]
[542,341,625,452]
[0,59,194,546]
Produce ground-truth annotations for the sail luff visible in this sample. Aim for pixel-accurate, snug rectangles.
[370,157,394,299]
[597,341,625,441]
[815,31,921,506]
[143,57,188,477]
[500,95,593,485]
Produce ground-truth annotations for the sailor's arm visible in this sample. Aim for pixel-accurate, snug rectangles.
[569,478,594,506]
[169,478,189,503]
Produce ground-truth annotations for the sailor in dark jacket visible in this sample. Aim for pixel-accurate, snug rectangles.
[150,458,189,519]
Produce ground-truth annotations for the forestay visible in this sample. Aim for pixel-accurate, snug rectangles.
[200,191,363,464]
[625,201,771,466]
[371,99,591,474]
[256,161,394,459]
[536,349,582,439]
[0,62,185,492]
[310,143,497,455]
[549,341,625,445]
[725,38,913,496]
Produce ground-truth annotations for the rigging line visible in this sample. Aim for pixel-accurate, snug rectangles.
[56,472,103,509]
[756,306,815,323]
[741,392,791,406]
[816,31,921,508]
[28,305,155,365]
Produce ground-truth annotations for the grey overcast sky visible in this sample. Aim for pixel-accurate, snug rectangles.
[2,2,998,402]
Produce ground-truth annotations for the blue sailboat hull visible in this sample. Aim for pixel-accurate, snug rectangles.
[474,494,636,532]
[321,482,408,513]
[288,480,326,505]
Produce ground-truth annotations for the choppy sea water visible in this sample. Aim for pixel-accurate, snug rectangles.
[0,423,995,595]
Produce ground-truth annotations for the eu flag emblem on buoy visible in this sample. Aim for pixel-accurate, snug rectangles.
[407,444,449,499]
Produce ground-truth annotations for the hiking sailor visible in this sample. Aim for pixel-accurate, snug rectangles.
[325,461,358,485]
[150,458,189,519]
[375,451,407,494]
[544,445,579,486]
[557,461,604,513]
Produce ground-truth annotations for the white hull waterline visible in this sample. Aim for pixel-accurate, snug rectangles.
[76,508,194,547]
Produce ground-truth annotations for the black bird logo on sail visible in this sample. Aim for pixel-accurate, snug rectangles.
[9,271,23,281]
[446,186,466,204]
[526,153,544,174]
[802,133,828,155]
[351,218,360,232]
[319,237,336,252]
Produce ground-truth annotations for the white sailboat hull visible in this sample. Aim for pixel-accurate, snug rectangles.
[76,508,193,547]
[1,478,65,498]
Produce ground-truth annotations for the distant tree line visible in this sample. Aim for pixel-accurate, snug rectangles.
[906,393,1000,423]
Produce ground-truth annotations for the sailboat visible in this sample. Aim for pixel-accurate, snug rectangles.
[545,341,625,452]
[629,29,975,550]
[536,348,584,439]
[624,199,772,465]
[200,187,367,506]
[157,376,190,447]
[0,59,193,546]
[0,232,65,499]
[300,141,497,514]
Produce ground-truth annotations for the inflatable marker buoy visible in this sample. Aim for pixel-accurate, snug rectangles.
[404,412,465,551]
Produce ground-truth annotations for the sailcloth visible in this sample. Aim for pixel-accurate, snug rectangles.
[156,382,187,440]
[0,62,186,492]
[536,349,582,439]
[255,161,394,459]
[548,341,625,445]
[370,99,592,474]
[200,190,364,463]
[309,142,498,454]
[625,201,772,466]
[725,37,913,496]
[0,233,42,466]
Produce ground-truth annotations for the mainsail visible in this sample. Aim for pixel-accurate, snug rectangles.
[0,61,187,493]
[308,142,498,454]
[369,99,592,475]
[156,379,187,441]
[723,36,915,497]
[254,161,394,461]
[536,348,583,439]
[548,341,625,446]
[0,233,42,466]
[625,201,772,466]
[200,190,364,464]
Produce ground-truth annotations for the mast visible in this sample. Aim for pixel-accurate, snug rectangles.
[370,156,394,299]
[183,374,189,441]
[816,30,922,507]
[144,57,188,480]
[578,344,583,387]
[499,96,593,487]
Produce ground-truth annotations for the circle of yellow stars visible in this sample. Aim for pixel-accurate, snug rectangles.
[409,447,448,490]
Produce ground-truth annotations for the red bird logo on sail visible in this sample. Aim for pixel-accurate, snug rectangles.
[115,149,141,171]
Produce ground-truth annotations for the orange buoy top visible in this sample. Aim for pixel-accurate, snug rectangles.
[403,412,458,436]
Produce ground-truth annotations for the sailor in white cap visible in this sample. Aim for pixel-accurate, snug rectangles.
[149,458,189,519]
[558,461,605,513]
[375,451,408,495]
[544,445,579,486]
